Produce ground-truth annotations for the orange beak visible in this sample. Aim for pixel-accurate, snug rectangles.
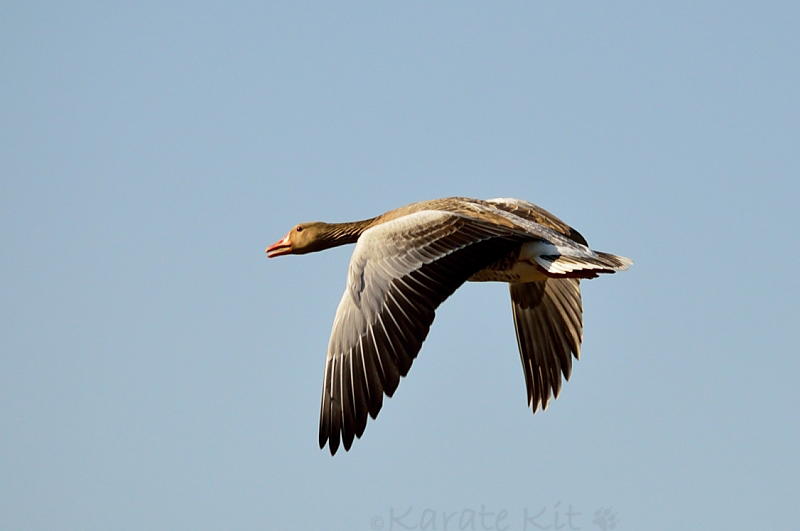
[266,233,292,258]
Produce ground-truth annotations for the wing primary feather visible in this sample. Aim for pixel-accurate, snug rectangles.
[394,276,438,314]
[511,300,536,407]
[547,280,583,360]
[530,303,553,411]
[541,284,574,383]
[549,292,575,380]
[352,338,369,438]
[382,291,415,348]
[540,299,570,391]
[371,311,403,394]
[340,351,356,450]
[539,304,564,401]
[382,290,422,377]
[515,297,541,410]
[386,282,430,353]
[363,325,385,417]
[367,332,390,390]
[327,357,342,455]
[540,293,567,400]
[319,361,332,449]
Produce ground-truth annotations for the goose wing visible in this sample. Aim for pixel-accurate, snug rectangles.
[320,210,525,454]
[509,279,583,413]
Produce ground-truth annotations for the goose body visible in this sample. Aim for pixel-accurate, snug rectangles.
[267,197,631,454]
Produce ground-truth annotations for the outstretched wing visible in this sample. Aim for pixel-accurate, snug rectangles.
[509,279,583,412]
[320,210,525,454]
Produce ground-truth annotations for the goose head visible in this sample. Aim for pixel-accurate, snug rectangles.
[266,222,332,257]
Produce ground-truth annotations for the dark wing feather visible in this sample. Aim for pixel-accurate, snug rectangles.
[509,278,583,413]
[320,210,525,454]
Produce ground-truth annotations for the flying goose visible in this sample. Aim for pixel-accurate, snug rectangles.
[267,197,631,454]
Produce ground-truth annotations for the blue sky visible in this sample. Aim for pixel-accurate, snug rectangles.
[2,2,798,530]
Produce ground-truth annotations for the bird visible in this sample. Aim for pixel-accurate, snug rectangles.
[266,197,631,454]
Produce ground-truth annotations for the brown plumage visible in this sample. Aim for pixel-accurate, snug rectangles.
[267,197,631,454]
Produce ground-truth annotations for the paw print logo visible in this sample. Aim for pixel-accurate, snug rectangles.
[591,507,618,530]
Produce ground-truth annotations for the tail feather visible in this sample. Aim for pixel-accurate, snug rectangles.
[536,250,632,278]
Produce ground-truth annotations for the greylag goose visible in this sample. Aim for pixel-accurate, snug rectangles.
[267,197,631,454]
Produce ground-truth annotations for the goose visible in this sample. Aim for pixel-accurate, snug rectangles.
[267,197,631,454]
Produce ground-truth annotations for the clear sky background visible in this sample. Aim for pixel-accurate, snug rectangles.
[2,2,798,530]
